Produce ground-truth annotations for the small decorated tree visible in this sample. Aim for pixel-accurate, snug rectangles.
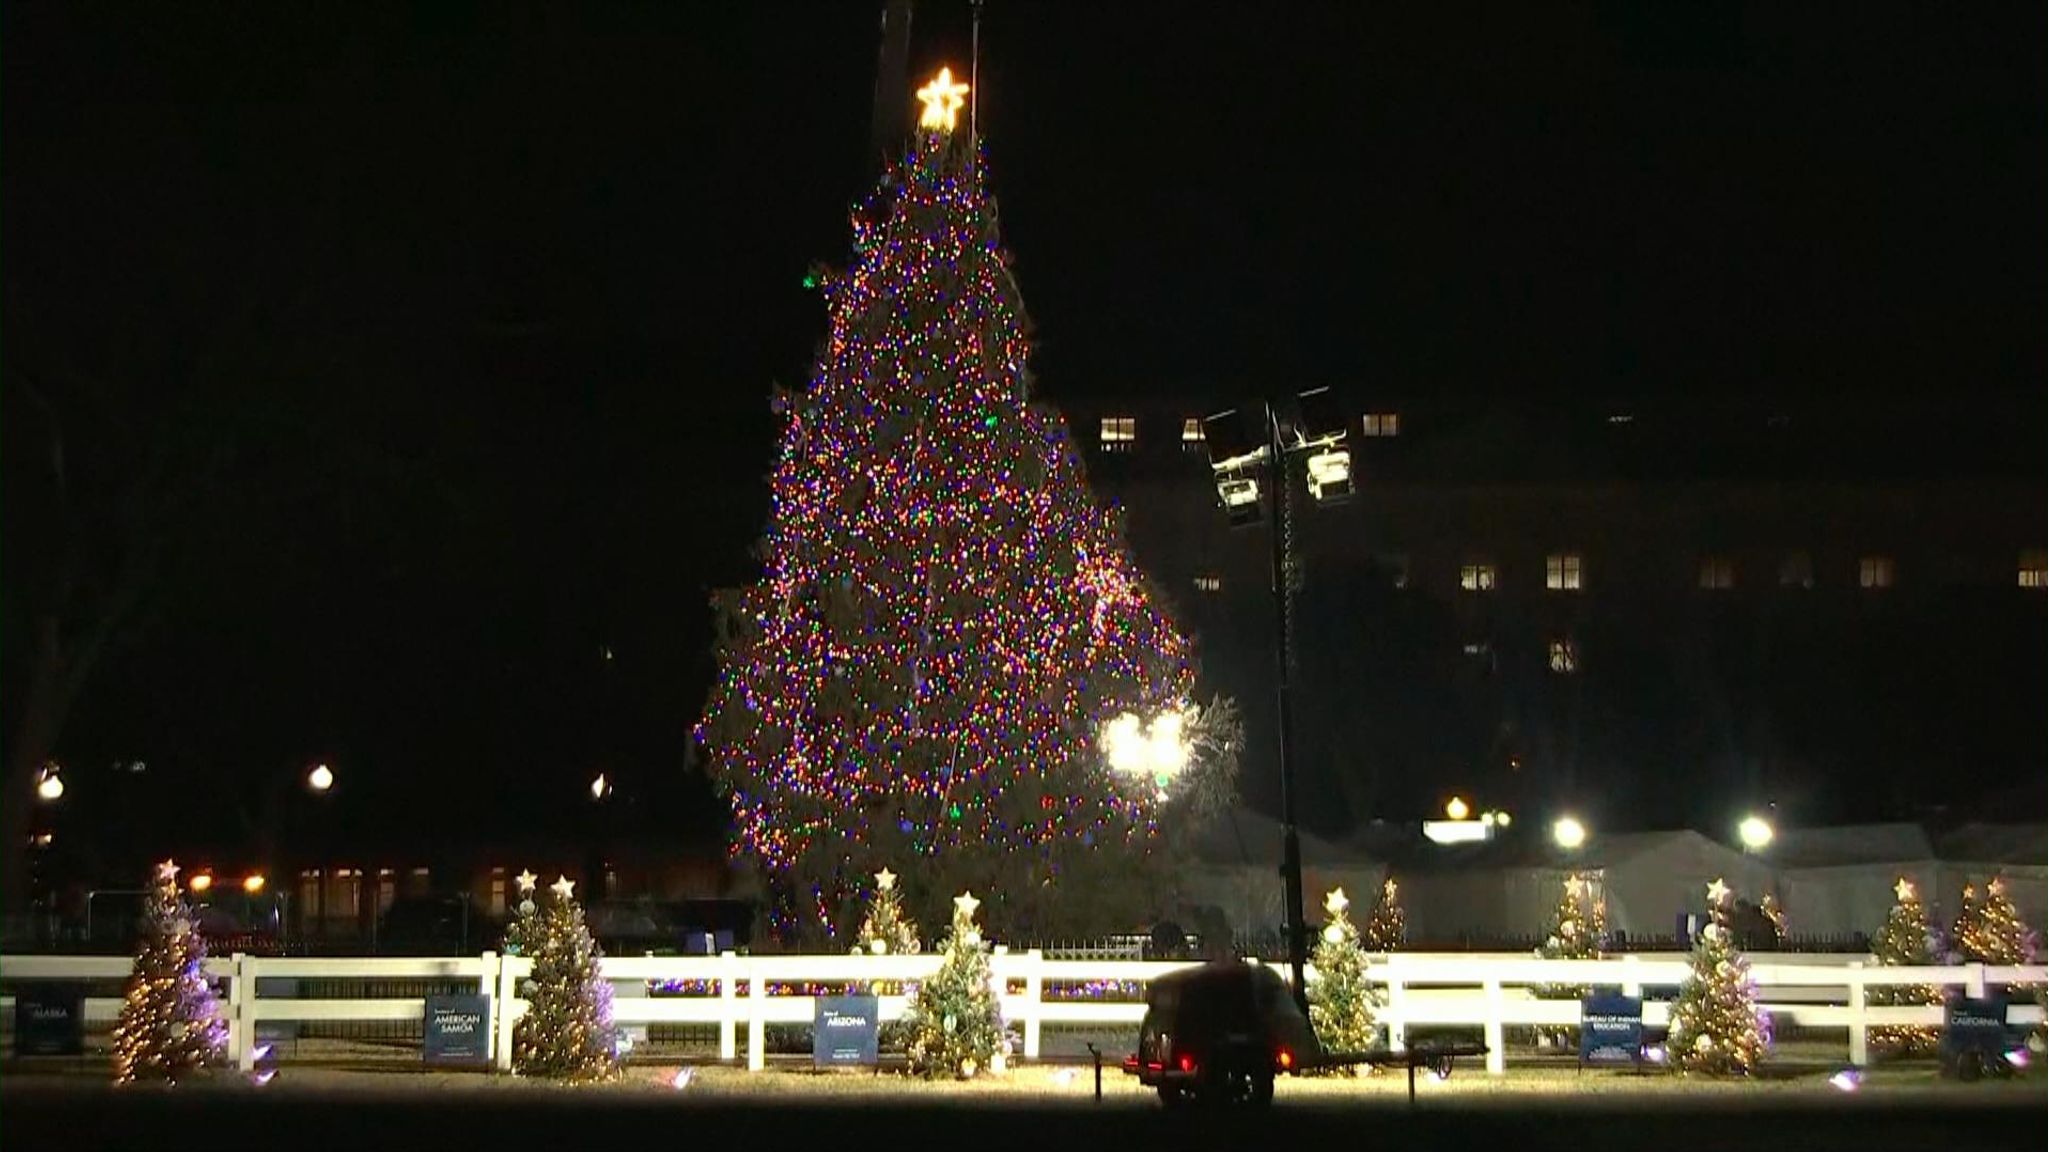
[901,891,1009,1079]
[1952,874,2043,1047]
[1308,887,1376,1066]
[1953,875,2037,966]
[113,860,228,1084]
[1868,877,1942,1057]
[1534,873,1608,1048]
[1667,878,1772,1075]
[1362,878,1406,952]
[1542,873,1607,962]
[512,876,619,1082]
[856,866,920,1044]
[854,867,920,956]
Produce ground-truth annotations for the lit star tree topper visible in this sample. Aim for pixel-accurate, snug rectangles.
[694,65,1213,945]
[916,66,970,131]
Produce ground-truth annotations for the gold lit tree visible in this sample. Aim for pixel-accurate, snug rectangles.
[1868,877,1942,1057]
[900,892,1009,1079]
[1362,878,1406,951]
[511,876,619,1082]
[112,860,228,1083]
[1667,878,1771,1075]
[1307,887,1376,1066]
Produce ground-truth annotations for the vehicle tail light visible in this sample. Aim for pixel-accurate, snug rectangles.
[1178,1054,1195,1073]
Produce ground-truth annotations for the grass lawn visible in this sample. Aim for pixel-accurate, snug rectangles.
[4,1048,2038,1108]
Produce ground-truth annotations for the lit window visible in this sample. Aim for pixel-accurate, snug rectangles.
[1460,563,1497,592]
[489,868,507,918]
[1699,556,1736,590]
[1180,418,1205,451]
[2020,550,2048,589]
[1099,416,1136,451]
[1193,574,1221,593]
[1548,639,1578,674]
[1545,553,1583,592]
[1362,412,1401,437]
[1779,552,1813,589]
[1859,555,1895,590]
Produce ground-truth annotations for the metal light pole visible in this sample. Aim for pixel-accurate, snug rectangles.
[1258,401,1311,1020]
[1203,390,1352,1022]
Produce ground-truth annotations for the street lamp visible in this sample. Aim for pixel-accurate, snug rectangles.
[1199,385,1353,1021]
[34,763,65,802]
[1553,816,1587,850]
[1445,796,1470,821]
[306,763,336,793]
[1101,706,1193,801]
[1738,814,1774,852]
[590,773,612,801]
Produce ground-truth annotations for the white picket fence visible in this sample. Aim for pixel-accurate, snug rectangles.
[2,951,2040,1076]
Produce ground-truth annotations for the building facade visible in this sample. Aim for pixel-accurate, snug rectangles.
[1051,389,2048,839]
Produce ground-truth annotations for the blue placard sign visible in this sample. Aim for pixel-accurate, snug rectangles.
[423,994,491,1065]
[1942,996,2011,1059]
[1580,993,1645,1064]
[15,984,85,1057]
[813,994,880,1067]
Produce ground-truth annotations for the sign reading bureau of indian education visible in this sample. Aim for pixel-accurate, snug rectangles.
[1579,992,1645,1065]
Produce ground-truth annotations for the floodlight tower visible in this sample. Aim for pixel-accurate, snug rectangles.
[1200,387,1352,1020]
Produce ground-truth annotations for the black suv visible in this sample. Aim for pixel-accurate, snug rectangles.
[1125,961,1318,1107]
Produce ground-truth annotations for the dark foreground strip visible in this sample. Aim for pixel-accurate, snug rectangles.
[4,1092,2043,1152]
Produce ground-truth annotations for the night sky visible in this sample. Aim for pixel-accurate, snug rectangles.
[4,3,2043,851]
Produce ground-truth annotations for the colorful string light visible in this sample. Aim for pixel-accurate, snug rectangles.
[695,127,1192,939]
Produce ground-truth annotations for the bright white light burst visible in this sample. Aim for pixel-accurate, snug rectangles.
[1101,706,1193,799]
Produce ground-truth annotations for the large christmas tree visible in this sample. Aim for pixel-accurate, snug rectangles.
[696,69,1217,942]
[1868,877,1942,1058]
[112,860,228,1084]
[1667,879,1771,1075]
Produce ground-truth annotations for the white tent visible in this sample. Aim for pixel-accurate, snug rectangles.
[1933,823,2048,948]
[1769,823,1939,939]
[1771,823,2048,943]
[1369,830,1778,947]
[1180,808,1383,936]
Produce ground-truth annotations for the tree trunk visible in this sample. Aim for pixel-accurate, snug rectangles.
[4,617,71,913]
[4,591,143,913]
